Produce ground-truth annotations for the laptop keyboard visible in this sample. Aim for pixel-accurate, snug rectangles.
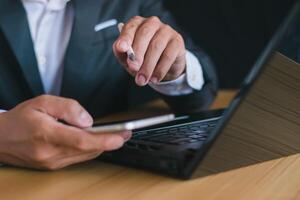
[132,118,220,145]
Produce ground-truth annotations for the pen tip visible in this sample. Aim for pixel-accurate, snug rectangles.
[128,53,136,62]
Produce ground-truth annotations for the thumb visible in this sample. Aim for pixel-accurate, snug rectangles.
[34,95,93,128]
[113,41,136,76]
[113,40,128,66]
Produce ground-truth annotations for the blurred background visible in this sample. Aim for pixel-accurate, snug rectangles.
[163,0,299,89]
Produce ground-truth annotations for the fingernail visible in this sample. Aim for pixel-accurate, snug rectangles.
[118,40,128,51]
[79,112,93,126]
[123,131,132,142]
[136,74,147,86]
[150,77,159,84]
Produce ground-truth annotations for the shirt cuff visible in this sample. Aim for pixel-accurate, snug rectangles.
[149,50,205,96]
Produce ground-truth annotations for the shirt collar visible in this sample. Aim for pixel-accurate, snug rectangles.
[22,0,71,11]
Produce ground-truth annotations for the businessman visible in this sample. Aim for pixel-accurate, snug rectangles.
[0,0,217,170]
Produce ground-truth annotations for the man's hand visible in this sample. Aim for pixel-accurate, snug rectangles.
[113,16,186,86]
[0,95,131,170]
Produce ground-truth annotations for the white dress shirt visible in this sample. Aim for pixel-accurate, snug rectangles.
[0,0,204,114]
[22,0,74,95]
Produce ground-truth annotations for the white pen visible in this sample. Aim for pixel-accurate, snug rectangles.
[117,23,136,61]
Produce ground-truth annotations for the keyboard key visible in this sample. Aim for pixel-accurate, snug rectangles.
[169,138,190,144]
[188,139,201,143]
[188,135,206,139]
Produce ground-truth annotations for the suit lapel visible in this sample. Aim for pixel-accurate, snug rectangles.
[60,0,101,99]
[0,0,44,96]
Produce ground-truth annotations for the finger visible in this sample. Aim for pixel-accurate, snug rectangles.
[85,131,130,151]
[115,16,145,71]
[113,41,127,66]
[40,130,131,170]
[49,122,129,152]
[46,151,103,170]
[131,17,161,71]
[34,95,93,128]
[151,39,182,82]
[135,28,171,86]
[116,16,144,52]
[164,57,186,81]
[113,41,136,76]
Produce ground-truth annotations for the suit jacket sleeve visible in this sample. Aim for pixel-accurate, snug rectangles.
[138,0,218,114]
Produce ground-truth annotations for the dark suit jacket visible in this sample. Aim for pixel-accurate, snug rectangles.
[0,0,217,118]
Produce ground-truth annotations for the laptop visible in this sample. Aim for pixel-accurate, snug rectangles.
[99,2,300,179]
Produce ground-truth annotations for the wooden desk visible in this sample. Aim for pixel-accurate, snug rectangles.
[1,91,299,200]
